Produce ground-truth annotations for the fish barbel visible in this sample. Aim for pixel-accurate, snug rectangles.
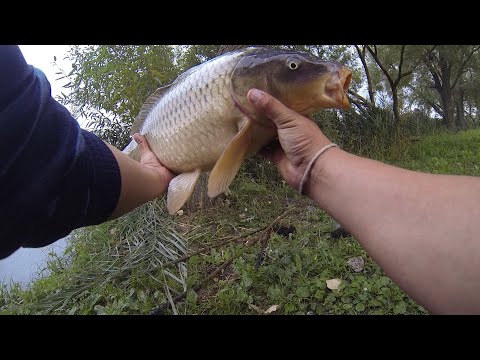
[123,47,352,214]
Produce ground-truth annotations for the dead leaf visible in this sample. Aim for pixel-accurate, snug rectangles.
[248,304,264,314]
[264,305,280,314]
[347,256,364,272]
[326,278,342,291]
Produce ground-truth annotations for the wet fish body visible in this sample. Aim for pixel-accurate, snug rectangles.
[124,47,352,214]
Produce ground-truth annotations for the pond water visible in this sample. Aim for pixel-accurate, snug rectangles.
[0,237,69,289]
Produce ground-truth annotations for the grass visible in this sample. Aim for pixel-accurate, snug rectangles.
[2,128,480,315]
[391,129,480,176]
[1,201,188,315]
[182,175,426,315]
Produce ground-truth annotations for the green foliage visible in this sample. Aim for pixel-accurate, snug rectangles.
[176,45,225,70]
[314,107,407,160]
[5,43,480,314]
[409,45,480,129]
[1,200,188,315]
[186,208,426,315]
[57,45,180,148]
[394,129,480,176]
[4,129,480,314]
[55,44,480,156]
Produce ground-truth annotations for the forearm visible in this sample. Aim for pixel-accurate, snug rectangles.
[306,148,480,314]
[106,144,169,219]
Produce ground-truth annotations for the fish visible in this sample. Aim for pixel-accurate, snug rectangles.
[123,47,352,215]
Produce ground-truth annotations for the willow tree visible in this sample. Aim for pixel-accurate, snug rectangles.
[422,45,480,130]
[460,52,480,127]
[56,45,179,148]
[362,45,436,125]
[348,45,383,115]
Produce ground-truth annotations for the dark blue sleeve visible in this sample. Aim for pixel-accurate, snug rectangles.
[0,45,121,259]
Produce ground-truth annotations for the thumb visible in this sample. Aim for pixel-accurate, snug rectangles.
[247,89,298,128]
[133,133,151,154]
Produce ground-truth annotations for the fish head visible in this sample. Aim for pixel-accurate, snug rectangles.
[231,48,352,119]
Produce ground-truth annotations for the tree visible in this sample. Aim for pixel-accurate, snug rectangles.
[349,45,377,114]
[364,45,435,125]
[57,45,179,148]
[460,52,480,127]
[422,45,480,130]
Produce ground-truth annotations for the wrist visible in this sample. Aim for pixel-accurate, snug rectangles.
[302,146,343,199]
[142,166,170,199]
[299,143,339,195]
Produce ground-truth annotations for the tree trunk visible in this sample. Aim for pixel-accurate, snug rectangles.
[439,86,456,131]
[455,88,467,130]
[391,87,402,125]
[438,53,456,131]
[444,99,456,130]
[354,45,376,107]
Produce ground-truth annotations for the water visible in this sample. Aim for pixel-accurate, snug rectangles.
[0,237,69,289]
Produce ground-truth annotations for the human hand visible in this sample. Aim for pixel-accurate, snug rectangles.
[247,89,335,191]
[132,133,175,195]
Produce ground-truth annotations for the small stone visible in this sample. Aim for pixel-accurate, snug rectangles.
[347,256,364,272]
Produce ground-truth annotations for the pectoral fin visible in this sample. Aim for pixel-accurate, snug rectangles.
[208,118,252,198]
[167,169,201,215]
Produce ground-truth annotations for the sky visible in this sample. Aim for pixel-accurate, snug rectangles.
[18,45,88,128]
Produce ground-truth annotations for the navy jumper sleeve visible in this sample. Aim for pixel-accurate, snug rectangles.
[0,45,121,259]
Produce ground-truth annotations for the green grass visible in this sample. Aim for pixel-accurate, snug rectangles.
[391,129,480,176]
[1,201,188,315]
[2,128,480,315]
[181,171,428,315]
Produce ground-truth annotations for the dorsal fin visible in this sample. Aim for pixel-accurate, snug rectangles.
[131,84,172,135]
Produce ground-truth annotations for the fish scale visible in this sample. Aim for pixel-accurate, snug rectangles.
[123,47,352,214]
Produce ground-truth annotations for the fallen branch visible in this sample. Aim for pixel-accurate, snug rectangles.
[163,206,297,267]
[150,258,234,315]
[256,227,273,268]
[150,206,296,315]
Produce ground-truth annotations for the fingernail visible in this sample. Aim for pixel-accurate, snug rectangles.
[248,89,264,103]
[133,133,142,144]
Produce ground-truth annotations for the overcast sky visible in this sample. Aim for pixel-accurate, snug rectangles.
[18,45,88,128]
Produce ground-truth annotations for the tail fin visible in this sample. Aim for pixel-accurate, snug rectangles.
[123,139,141,161]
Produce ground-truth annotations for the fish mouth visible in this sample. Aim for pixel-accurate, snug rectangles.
[319,66,352,109]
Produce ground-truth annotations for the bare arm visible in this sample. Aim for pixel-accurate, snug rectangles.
[248,88,480,314]
[308,149,480,314]
[107,134,174,219]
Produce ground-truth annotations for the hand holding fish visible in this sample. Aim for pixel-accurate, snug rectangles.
[249,86,480,314]
[123,47,352,214]
[106,134,174,220]
[247,88,337,194]
[132,133,175,190]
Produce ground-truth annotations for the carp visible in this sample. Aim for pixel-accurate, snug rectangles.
[124,47,352,214]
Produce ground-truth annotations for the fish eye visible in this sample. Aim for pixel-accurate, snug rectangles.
[287,58,300,70]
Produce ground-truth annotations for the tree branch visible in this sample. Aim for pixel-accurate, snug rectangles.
[426,100,444,117]
[354,45,376,106]
[366,45,394,87]
[397,45,437,85]
[395,45,407,85]
[348,89,374,108]
[164,206,297,267]
[149,206,297,315]
[349,98,370,115]
[451,45,480,90]
[424,56,443,91]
